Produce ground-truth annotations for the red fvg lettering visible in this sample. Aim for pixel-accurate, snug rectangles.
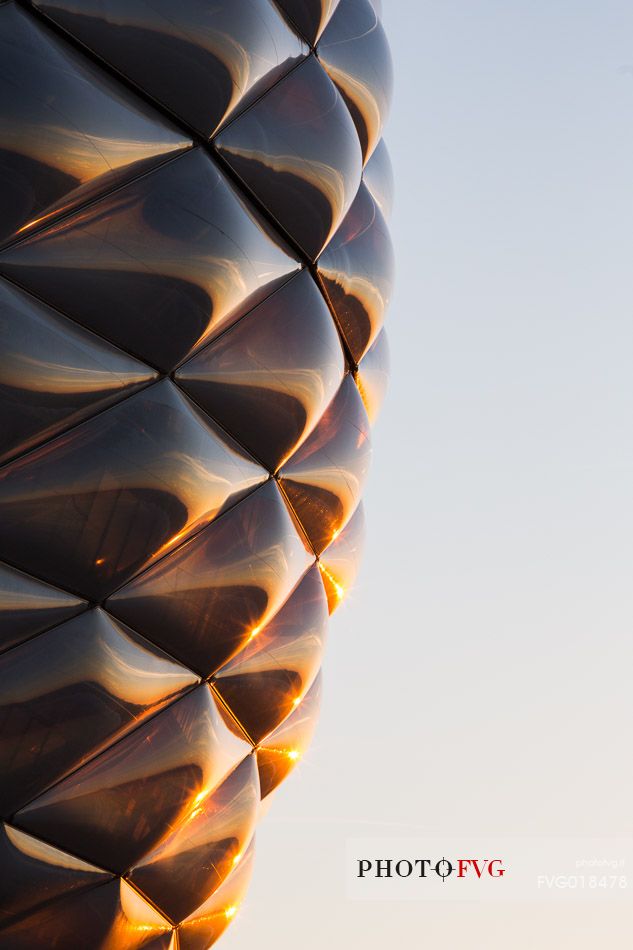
[457,859,505,878]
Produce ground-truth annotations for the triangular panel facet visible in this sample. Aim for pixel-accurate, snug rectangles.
[362,138,394,220]
[0,562,85,654]
[317,0,393,162]
[318,502,366,612]
[0,823,111,924]
[0,878,172,950]
[213,565,327,743]
[130,756,259,923]
[178,840,256,950]
[0,278,156,465]
[256,674,322,798]
[273,0,340,44]
[318,183,394,364]
[355,328,390,423]
[280,375,371,554]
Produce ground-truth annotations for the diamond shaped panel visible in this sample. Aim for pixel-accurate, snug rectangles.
[0,4,190,246]
[107,480,314,677]
[215,54,362,260]
[0,381,266,600]
[34,0,306,138]
[0,608,198,815]
[0,149,300,372]
[16,685,250,873]
[175,269,345,471]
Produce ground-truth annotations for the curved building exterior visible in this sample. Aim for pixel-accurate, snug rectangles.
[0,0,393,945]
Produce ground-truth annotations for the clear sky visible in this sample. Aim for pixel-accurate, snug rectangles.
[223,2,633,946]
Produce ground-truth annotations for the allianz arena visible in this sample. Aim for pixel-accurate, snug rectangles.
[0,1,393,945]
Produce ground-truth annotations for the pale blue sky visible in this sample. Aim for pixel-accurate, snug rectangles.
[224,2,633,946]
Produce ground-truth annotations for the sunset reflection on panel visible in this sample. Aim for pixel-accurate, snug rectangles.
[0,0,392,944]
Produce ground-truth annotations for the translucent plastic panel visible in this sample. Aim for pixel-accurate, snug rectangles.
[0,823,110,924]
[0,608,198,815]
[0,5,190,247]
[215,55,362,260]
[175,270,345,471]
[0,278,156,465]
[0,149,300,372]
[318,502,366,613]
[280,375,371,554]
[178,841,255,950]
[108,480,314,677]
[16,686,250,873]
[273,0,340,44]
[318,182,394,364]
[0,562,85,655]
[0,878,171,950]
[33,0,305,139]
[130,756,258,923]
[0,381,266,601]
[356,328,390,423]
[213,565,328,743]
[256,673,321,798]
[145,939,176,950]
[362,138,394,220]
[317,0,393,162]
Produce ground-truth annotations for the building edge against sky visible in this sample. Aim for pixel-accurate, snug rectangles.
[0,0,394,946]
